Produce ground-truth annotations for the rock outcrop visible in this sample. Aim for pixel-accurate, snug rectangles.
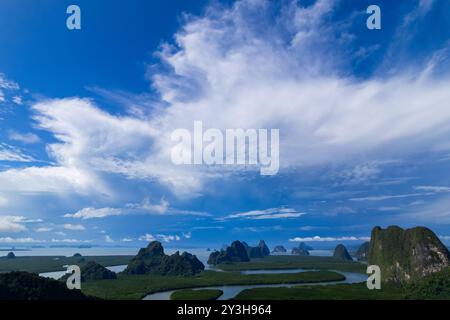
[208,241,250,265]
[291,246,310,256]
[333,244,353,260]
[6,252,15,259]
[355,242,370,261]
[124,241,204,276]
[368,226,450,283]
[272,245,287,253]
[245,240,270,258]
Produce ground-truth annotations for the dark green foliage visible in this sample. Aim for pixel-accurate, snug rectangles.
[216,255,366,273]
[405,267,450,299]
[0,255,133,274]
[333,244,352,261]
[6,252,15,259]
[355,242,369,261]
[73,253,82,257]
[123,241,204,276]
[368,226,450,283]
[171,289,223,300]
[235,282,405,300]
[82,270,345,300]
[61,261,117,282]
[208,241,250,265]
[0,271,88,300]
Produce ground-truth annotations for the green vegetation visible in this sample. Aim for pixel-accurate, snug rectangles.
[0,271,89,300]
[0,255,133,273]
[215,256,366,273]
[171,289,223,300]
[124,241,204,276]
[235,283,405,300]
[368,226,450,283]
[405,267,450,299]
[82,270,345,300]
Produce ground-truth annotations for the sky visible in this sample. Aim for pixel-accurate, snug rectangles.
[0,0,450,249]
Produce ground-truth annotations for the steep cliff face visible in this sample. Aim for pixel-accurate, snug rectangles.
[246,240,270,258]
[355,242,370,261]
[208,241,250,265]
[368,226,450,283]
[333,244,352,260]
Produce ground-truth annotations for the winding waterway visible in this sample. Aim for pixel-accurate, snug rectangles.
[142,269,367,300]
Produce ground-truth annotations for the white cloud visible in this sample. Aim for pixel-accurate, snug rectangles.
[9,131,41,144]
[138,233,156,242]
[223,207,305,220]
[157,234,180,243]
[51,238,92,243]
[35,227,53,232]
[289,236,370,242]
[138,233,180,243]
[64,207,122,219]
[104,235,114,243]
[0,216,28,232]
[12,96,23,105]
[63,198,204,220]
[0,74,19,90]
[0,237,44,243]
[63,223,86,231]
[120,237,134,242]
[182,232,192,239]
[414,186,450,193]
[0,143,35,162]
[1,0,450,201]
[350,193,433,202]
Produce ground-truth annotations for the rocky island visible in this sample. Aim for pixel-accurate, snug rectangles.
[333,244,352,261]
[124,241,204,276]
[368,226,450,283]
[208,240,250,265]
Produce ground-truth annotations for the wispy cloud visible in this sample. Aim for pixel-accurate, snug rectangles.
[221,207,305,220]
[8,131,41,144]
[0,237,44,243]
[0,143,35,162]
[63,223,86,231]
[289,236,370,242]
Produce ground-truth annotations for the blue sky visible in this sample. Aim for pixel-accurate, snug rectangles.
[0,0,450,249]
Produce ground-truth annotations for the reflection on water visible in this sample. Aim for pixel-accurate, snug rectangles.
[143,270,367,300]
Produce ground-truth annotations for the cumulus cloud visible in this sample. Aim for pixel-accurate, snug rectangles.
[289,236,370,242]
[138,233,181,243]
[1,0,450,201]
[0,216,41,233]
